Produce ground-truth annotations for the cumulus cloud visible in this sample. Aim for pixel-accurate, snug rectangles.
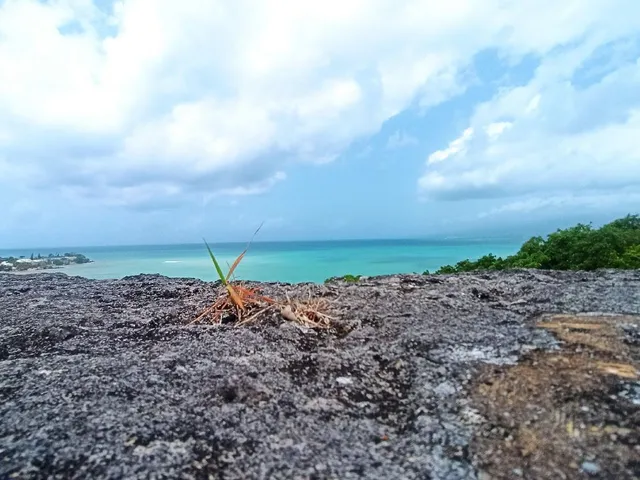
[419,23,640,206]
[426,127,474,164]
[2,0,640,210]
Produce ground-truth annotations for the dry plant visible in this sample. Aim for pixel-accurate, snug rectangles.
[279,293,335,329]
[190,225,335,328]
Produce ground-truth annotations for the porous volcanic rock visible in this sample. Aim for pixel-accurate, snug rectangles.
[0,270,639,479]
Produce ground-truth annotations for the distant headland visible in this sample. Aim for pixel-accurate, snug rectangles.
[0,253,92,272]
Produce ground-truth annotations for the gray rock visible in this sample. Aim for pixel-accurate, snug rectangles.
[0,270,639,479]
[581,461,601,475]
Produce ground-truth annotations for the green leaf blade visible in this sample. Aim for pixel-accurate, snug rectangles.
[204,239,227,286]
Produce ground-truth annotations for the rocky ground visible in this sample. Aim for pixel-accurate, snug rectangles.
[0,270,639,479]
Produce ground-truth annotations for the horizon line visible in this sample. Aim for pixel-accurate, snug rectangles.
[0,234,525,252]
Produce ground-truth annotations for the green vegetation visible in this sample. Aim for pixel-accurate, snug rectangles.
[431,214,640,274]
[341,274,362,283]
[324,274,362,283]
[0,253,92,272]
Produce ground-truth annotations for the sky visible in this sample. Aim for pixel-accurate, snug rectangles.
[1,0,639,248]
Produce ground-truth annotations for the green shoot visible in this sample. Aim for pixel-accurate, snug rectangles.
[202,223,265,312]
[204,239,227,286]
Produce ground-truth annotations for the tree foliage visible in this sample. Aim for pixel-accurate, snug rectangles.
[431,214,640,274]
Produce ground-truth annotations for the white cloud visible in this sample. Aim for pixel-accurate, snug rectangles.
[484,122,512,139]
[208,172,287,199]
[426,127,474,164]
[419,34,640,204]
[2,0,640,209]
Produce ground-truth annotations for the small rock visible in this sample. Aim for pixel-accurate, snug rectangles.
[434,381,456,397]
[336,377,353,385]
[581,461,600,475]
[477,470,493,480]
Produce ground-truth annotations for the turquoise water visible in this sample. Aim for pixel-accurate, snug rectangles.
[0,239,521,284]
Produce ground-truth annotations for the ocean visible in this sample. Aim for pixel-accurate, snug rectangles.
[0,239,521,284]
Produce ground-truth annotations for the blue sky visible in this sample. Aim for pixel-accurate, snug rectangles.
[1,0,639,248]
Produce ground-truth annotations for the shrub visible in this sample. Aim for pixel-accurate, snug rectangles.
[73,254,91,264]
[621,245,640,269]
[341,274,362,283]
[325,274,362,283]
[430,214,639,274]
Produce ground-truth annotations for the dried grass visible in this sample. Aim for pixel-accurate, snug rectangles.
[190,287,336,328]
[278,295,335,329]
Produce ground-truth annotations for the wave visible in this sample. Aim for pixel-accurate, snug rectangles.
[163,260,182,264]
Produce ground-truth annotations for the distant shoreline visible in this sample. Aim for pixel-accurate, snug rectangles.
[1,269,67,276]
[0,253,92,273]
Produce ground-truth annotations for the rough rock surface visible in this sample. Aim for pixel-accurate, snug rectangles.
[0,270,639,479]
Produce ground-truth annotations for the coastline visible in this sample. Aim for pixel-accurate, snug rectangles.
[1,267,70,275]
[0,253,93,274]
